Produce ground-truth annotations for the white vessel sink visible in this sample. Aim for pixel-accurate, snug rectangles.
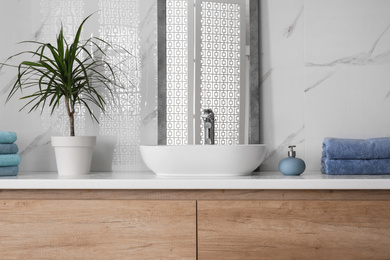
[139,144,268,176]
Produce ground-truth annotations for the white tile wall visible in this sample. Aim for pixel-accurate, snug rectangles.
[1,0,390,172]
[261,0,390,171]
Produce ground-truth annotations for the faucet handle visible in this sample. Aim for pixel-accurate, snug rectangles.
[201,109,214,120]
[203,108,213,114]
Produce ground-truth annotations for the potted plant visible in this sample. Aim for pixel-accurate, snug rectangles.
[1,14,129,175]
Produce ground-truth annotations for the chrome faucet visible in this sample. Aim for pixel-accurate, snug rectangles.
[201,109,215,145]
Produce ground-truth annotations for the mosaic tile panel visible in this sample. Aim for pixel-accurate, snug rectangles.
[98,0,142,169]
[199,0,242,145]
[166,0,189,145]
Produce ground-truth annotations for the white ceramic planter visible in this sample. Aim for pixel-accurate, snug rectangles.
[51,136,97,176]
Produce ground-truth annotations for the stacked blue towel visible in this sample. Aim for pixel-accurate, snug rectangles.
[321,137,390,175]
[0,131,20,176]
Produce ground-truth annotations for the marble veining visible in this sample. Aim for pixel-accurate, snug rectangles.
[19,129,51,157]
[33,20,46,40]
[283,6,303,38]
[384,90,390,100]
[264,125,305,163]
[260,68,273,85]
[306,22,390,67]
[141,109,157,126]
[304,70,337,92]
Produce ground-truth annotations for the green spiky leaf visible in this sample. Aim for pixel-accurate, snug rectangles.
[1,13,131,136]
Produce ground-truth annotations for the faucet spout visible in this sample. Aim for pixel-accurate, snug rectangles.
[201,109,215,145]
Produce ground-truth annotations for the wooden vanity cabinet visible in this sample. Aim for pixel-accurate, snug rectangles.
[1,190,390,259]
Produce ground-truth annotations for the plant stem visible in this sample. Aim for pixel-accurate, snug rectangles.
[65,97,75,136]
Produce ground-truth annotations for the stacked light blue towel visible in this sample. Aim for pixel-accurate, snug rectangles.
[321,137,390,175]
[0,131,20,176]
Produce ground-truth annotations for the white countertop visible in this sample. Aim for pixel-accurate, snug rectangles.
[1,171,390,189]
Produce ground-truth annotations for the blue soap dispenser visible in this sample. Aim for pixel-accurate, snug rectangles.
[278,145,306,176]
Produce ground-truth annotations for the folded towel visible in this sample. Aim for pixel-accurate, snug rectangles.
[0,144,19,154]
[323,137,390,159]
[0,154,21,166]
[321,156,390,175]
[0,131,17,144]
[0,166,18,176]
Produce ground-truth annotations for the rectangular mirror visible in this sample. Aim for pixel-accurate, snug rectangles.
[158,0,260,145]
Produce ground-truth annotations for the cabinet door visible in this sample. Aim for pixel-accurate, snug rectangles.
[0,200,196,259]
[198,200,390,259]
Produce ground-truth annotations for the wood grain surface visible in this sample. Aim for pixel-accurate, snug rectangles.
[0,200,196,260]
[2,189,390,201]
[198,200,390,260]
[1,190,390,259]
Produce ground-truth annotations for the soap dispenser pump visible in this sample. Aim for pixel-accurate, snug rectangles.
[278,145,306,176]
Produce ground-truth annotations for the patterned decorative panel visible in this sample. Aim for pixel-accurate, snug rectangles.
[40,0,84,42]
[39,0,143,170]
[98,0,142,169]
[166,0,189,145]
[199,1,242,145]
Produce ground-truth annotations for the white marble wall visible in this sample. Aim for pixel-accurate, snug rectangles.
[0,0,157,172]
[1,0,390,173]
[260,0,390,171]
